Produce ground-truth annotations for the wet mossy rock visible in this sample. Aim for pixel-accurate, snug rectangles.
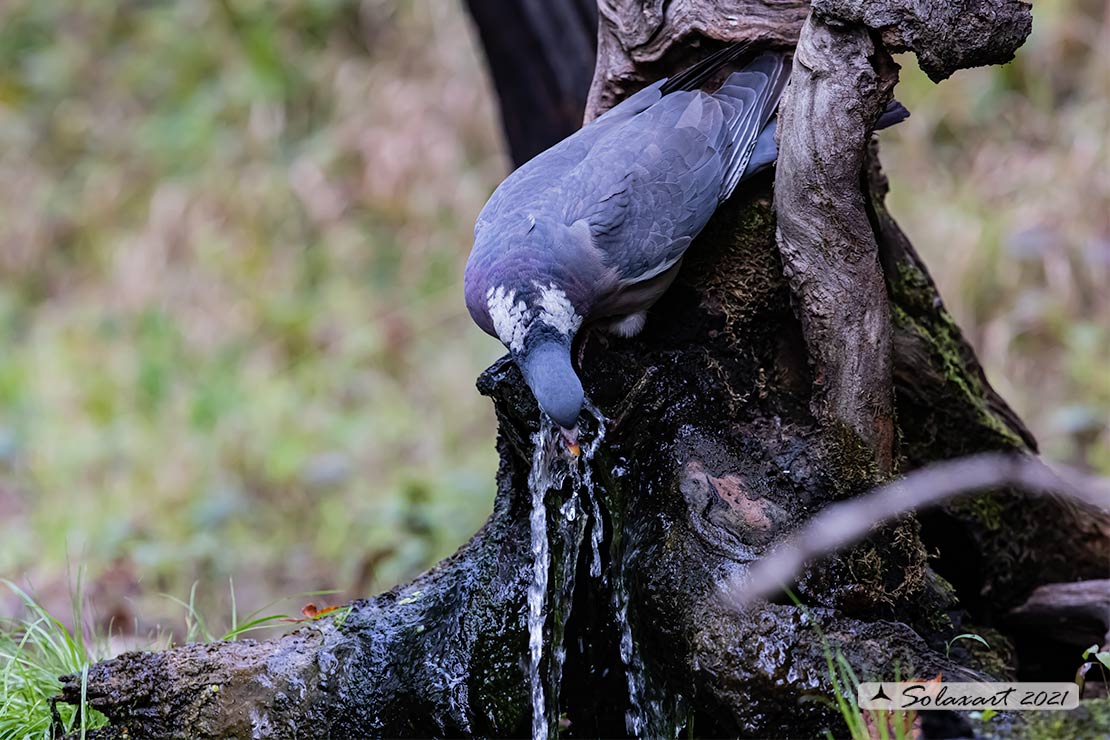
[59,0,1110,737]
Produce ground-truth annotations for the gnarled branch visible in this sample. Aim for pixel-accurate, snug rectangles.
[585,0,808,120]
[773,15,898,473]
[726,453,1110,608]
[813,0,1033,81]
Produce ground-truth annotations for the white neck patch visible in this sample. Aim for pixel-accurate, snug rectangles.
[535,282,582,336]
[486,282,581,353]
[486,285,529,352]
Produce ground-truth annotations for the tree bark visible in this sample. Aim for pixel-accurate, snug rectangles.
[773,15,898,474]
[59,0,1109,738]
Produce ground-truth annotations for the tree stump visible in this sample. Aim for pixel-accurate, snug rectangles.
[59,0,1110,737]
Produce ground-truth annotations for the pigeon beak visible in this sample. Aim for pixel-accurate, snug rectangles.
[560,426,581,457]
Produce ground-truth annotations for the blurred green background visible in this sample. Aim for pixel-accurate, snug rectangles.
[0,0,1106,638]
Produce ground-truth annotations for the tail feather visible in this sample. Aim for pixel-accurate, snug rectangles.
[659,42,754,96]
[739,98,911,183]
[741,118,779,181]
[658,45,907,194]
[876,100,910,130]
[715,52,791,201]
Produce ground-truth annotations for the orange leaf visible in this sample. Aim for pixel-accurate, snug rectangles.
[864,709,921,740]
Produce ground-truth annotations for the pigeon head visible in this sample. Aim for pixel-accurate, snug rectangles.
[518,330,583,433]
[473,278,585,450]
[464,214,595,452]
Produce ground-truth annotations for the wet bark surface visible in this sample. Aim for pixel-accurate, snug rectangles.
[58,0,1107,738]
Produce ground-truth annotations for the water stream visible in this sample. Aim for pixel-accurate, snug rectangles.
[607,472,684,739]
[581,400,607,580]
[527,420,562,740]
[613,560,647,736]
[524,404,678,738]
[550,490,584,733]
[525,405,608,740]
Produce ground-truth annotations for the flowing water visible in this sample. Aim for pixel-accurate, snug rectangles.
[525,405,608,740]
[527,421,562,740]
[550,490,584,731]
[525,404,678,738]
[581,400,607,580]
[613,564,647,736]
[607,471,685,739]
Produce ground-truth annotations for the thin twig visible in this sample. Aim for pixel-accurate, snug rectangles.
[722,453,1110,608]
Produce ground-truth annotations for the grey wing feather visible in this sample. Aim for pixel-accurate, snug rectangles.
[740,117,779,180]
[567,92,726,285]
[474,81,667,237]
[714,53,790,199]
[567,53,789,287]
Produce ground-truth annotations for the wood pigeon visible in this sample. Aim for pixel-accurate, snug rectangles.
[464,44,905,452]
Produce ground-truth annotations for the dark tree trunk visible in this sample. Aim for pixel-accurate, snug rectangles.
[463,0,598,167]
[59,1,1110,738]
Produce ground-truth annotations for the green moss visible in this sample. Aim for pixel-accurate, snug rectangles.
[891,259,942,318]
[822,421,882,498]
[1016,698,1110,739]
[887,518,929,600]
[799,423,943,619]
[904,571,963,641]
[888,263,1027,458]
[847,546,891,604]
[681,194,788,341]
[952,493,1005,531]
[801,513,932,618]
